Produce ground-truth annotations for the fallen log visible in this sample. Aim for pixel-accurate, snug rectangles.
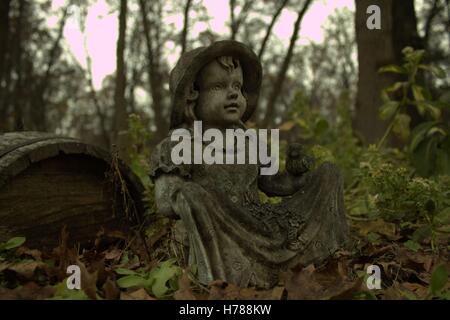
[0,132,145,248]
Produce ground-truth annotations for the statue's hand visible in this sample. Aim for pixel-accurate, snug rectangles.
[285,142,314,176]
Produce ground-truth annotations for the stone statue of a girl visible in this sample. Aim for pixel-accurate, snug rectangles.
[149,40,348,289]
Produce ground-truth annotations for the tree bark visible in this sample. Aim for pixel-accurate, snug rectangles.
[354,0,423,144]
[113,0,128,154]
[258,0,289,60]
[262,0,312,127]
[13,0,26,131]
[181,0,192,54]
[0,0,11,89]
[139,0,167,141]
[0,0,11,130]
[230,0,236,39]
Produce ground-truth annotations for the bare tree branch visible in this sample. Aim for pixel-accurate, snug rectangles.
[181,0,193,54]
[113,0,128,147]
[258,0,289,60]
[229,0,253,40]
[262,0,313,127]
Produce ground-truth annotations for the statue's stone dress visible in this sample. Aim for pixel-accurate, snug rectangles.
[150,133,348,289]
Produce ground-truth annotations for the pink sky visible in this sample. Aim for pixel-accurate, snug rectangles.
[58,0,354,89]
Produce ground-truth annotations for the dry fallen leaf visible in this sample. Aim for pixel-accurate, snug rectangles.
[76,259,98,300]
[104,248,122,261]
[0,282,55,300]
[174,272,196,300]
[16,247,43,261]
[102,278,120,300]
[282,262,362,300]
[120,288,155,300]
[7,260,48,280]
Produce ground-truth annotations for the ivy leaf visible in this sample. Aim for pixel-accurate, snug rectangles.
[404,240,422,252]
[379,65,406,74]
[379,101,399,120]
[116,275,148,289]
[409,121,439,152]
[423,102,441,120]
[149,259,182,298]
[430,264,448,296]
[114,268,138,275]
[1,237,26,251]
[385,82,405,93]
[412,85,425,102]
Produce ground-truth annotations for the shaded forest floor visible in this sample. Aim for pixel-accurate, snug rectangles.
[0,214,448,300]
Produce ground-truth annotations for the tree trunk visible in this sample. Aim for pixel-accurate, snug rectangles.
[262,0,312,127]
[113,0,128,156]
[13,0,26,131]
[0,0,11,88]
[139,0,168,142]
[0,0,11,130]
[354,0,423,144]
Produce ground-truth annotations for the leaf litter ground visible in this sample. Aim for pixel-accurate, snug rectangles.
[0,217,448,300]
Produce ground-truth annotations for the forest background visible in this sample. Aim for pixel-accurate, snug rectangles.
[0,0,449,300]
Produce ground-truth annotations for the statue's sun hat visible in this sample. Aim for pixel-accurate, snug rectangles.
[169,40,263,129]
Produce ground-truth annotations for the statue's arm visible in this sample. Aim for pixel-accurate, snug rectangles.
[154,173,187,218]
[258,142,314,197]
[258,172,303,197]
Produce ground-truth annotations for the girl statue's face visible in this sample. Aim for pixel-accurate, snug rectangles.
[194,59,247,129]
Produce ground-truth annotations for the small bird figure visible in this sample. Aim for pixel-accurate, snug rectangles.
[285,143,314,176]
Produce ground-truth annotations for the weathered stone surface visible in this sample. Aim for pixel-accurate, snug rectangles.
[150,40,349,289]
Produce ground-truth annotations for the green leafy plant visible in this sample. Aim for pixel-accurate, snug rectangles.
[409,121,450,176]
[0,237,26,252]
[127,113,155,213]
[378,47,449,176]
[369,164,450,251]
[48,281,91,300]
[281,91,332,143]
[115,259,182,298]
[428,263,450,299]
[0,237,26,262]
